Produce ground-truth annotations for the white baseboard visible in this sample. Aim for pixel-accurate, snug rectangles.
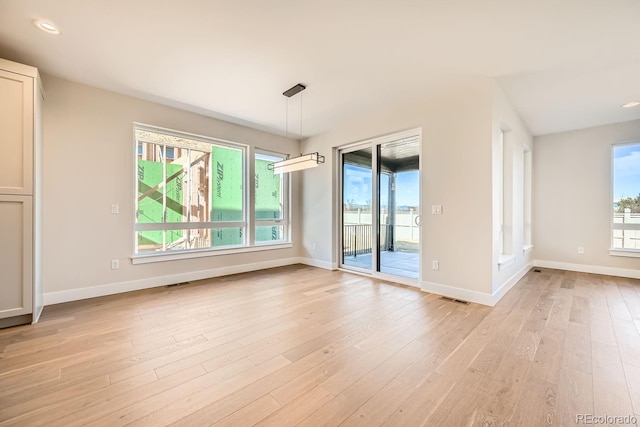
[493,261,534,303]
[533,259,640,280]
[297,257,338,270]
[420,280,495,306]
[421,261,533,307]
[48,255,635,308]
[44,257,302,306]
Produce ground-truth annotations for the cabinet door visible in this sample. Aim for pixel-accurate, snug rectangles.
[0,195,33,319]
[0,70,34,195]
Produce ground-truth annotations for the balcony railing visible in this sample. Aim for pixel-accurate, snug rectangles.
[343,224,372,257]
[343,224,394,257]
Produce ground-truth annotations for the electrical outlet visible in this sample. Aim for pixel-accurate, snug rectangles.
[432,260,439,270]
[312,242,317,251]
[111,259,120,270]
[577,247,585,255]
[431,205,442,215]
[111,204,119,214]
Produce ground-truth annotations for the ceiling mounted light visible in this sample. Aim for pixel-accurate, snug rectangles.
[33,19,60,35]
[283,83,306,98]
[268,83,325,174]
[622,101,640,109]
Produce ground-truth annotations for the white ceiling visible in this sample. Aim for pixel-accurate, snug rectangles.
[1,0,640,138]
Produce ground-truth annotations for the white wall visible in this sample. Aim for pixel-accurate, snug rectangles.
[534,119,640,276]
[491,83,534,297]
[301,76,499,303]
[42,75,301,303]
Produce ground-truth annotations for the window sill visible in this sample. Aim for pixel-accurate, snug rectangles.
[523,244,534,255]
[131,242,293,265]
[498,254,516,270]
[609,248,640,258]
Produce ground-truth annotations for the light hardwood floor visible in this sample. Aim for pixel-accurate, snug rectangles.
[1,265,639,426]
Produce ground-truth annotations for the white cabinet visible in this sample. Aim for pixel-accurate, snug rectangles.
[0,58,43,327]
[0,196,33,319]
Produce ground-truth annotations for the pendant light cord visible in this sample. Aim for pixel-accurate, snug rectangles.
[285,97,289,140]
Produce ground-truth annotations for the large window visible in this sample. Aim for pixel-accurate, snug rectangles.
[612,142,640,252]
[134,124,289,257]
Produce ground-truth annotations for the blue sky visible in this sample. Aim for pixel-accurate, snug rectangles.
[613,144,640,201]
[343,165,419,207]
[393,171,420,206]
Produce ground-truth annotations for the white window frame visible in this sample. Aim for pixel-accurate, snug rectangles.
[132,123,292,263]
[498,130,504,256]
[610,140,640,257]
[498,127,515,268]
[522,146,533,255]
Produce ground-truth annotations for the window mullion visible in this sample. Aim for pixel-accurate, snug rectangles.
[162,144,167,249]
[248,146,255,246]
[187,148,191,249]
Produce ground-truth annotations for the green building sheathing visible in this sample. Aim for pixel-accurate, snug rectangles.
[137,160,184,247]
[212,146,244,246]
[255,158,282,241]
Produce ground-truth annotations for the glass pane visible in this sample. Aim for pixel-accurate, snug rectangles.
[186,149,211,223]
[613,228,640,249]
[613,228,623,248]
[212,227,244,247]
[137,145,195,225]
[164,149,187,223]
[135,229,187,252]
[212,145,244,222]
[378,139,420,279]
[342,148,373,270]
[136,231,164,253]
[394,170,420,248]
[613,143,640,249]
[256,225,285,243]
[136,229,214,252]
[186,228,211,250]
[255,153,284,220]
[379,172,390,250]
[138,142,165,225]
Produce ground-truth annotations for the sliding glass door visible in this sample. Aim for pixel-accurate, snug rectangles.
[340,131,421,282]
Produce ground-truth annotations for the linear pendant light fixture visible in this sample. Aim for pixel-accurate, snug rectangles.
[268,83,325,174]
[269,152,325,174]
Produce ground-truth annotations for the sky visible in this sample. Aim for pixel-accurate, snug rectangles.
[343,165,419,207]
[613,144,640,201]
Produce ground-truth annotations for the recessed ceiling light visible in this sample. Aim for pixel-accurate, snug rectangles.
[622,101,640,109]
[32,19,60,35]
